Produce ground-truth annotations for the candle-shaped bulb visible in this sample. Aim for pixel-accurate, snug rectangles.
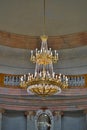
[24,74,26,80]
[20,76,23,81]
[56,75,57,79]
[31,50,33,55]
[36,48,38,55]
[49,48,51,51]
[53,72,55,78]
[41,49,42,53]
[56,53,58,58]
[55,50,56,54]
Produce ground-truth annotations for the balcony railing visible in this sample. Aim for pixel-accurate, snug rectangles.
[0,73,87,88]
[67,75,85,87]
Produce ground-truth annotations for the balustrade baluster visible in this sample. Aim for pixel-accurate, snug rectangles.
[1,74,86,88]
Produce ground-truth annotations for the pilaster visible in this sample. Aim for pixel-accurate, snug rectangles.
[0,109,5,130]
[25,111,36,130]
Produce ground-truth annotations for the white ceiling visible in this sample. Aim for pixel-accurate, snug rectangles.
[0,0,87,36]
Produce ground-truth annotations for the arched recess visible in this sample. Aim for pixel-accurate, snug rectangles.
[35,109,54,130]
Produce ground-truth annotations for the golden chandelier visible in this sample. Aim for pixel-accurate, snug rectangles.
[20,35,68,97]
[20,0,68,97]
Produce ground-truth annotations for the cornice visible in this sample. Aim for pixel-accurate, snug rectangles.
[0,93,87,111]
[0,87,87,111]
[0,30,87,49]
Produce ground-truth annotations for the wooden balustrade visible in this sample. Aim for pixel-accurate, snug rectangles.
[0,73,87,88]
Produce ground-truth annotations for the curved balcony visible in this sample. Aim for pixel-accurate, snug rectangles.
[0,73,87,111]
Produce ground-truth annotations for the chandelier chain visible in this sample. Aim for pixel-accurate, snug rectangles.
[43,0,46,35]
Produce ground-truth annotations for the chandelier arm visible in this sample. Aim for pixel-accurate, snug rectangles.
[32,88,41,95]
[45,88,54,95]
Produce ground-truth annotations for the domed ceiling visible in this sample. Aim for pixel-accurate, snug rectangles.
[0,0,87,36]
[0,0,87,75]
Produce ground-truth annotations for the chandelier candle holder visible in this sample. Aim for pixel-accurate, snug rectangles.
[31,36,58,65]
[20,35,68,97]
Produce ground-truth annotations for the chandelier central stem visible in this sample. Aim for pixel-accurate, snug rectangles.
[43,0,46,35]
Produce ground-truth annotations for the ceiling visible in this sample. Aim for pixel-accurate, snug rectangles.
[0,0,87,36]
[0,0,87,75]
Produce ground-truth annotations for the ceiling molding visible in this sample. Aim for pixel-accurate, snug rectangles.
[0,30,87,50]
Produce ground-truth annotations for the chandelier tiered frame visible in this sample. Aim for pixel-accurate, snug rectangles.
[20,35,68,97]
